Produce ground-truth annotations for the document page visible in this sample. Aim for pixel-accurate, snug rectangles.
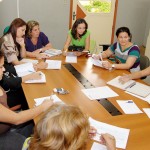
[21,58,38,64]
[34,94,63,106]
[91,142,107,150]
[143,108,150,118]
[126,82,150,98]
[14,63,35,77]
[89,117,130,149]
[125,91,150,103]
[107,76,136,90]
[65,55,77,63]
[116,100,143,114]
[25,72,46,83]
[44,49,62,57]
[81,86,118,100]
[45,60,61,69]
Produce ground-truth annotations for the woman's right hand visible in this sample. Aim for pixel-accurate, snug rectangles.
[29,71,42,80]
[40,99,54,112]
[119,74,131,84]
[92,54,100,59]
[99,133,116,150]
[37,62,48,69]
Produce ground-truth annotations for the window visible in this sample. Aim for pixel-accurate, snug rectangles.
[79,0,111,13]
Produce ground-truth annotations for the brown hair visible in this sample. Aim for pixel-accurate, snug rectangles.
[29,103,90,150]
[26,20,39,38]
[6,18,26,45]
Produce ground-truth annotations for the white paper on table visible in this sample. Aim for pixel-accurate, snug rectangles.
[143,108,150,118]
[91,58,106,68]
[45,60,61,69]
[25,72,46,83]
[89,117,130,149]
[116,100,143,114]
[14,63,35,77]
[125,91,150,103]
[43,49,62,57]
[91,142,107,150]
[34,94,63,106]
[65,55,77,63]
[21,58,38,64]
[81,86,118,100]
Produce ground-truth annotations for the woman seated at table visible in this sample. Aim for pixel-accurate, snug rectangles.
[119,66,150,83]
[63,18,90,56]
[25,20,52,58]
[23,103,116,150]
[1,18,48,69]
[92,27,140,72]
[0,49,54,150]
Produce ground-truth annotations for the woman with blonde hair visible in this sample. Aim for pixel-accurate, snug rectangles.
[23,103,116,150]
[25,20,52,58]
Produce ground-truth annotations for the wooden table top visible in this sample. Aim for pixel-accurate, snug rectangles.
[22,54,150,150]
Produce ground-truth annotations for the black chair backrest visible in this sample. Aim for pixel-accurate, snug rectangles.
[140,55,150,70]
[140,55,150,79]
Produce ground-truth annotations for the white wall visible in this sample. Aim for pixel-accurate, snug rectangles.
[115,0,150,46]
[0,0,70,49]
[145,30,150,59]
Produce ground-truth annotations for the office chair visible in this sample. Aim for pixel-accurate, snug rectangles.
[140,55,150,79]
[3,26,10,35]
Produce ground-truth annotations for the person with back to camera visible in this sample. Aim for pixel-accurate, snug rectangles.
[25,20,52,59]
[92,27,140,72]
[22,103,116,150]
[1,18,48,69]
[0,49,54,150]
[63,18,90,56]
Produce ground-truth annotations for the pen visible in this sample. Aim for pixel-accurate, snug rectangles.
[126,100,133,103]
[99,52,103,61]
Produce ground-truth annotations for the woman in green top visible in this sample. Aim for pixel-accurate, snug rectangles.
[63,18,90,56]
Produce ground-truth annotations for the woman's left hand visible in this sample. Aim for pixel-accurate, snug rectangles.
[16,37,25,47]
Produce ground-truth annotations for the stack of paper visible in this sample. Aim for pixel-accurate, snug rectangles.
[81,86,118,100]
[34,94,63,106]
[14,63,35,77]
[107,76,136,90]
[89,117,130,149]
[44,49,62,57]
[45,60,61,69]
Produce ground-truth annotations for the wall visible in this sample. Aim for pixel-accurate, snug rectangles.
[115,0,150,46]
[0,0,70,49]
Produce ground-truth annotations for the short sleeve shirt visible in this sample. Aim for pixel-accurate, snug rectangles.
[109,42,140,72]
[69,29,90,47]
[25,32,49,52]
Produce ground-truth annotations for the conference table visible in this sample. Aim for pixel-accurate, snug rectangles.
[22,54,150,150]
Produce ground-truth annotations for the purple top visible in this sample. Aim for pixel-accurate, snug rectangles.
[25,32,49,52]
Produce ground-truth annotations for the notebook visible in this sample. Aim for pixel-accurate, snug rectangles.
[126,82,150,98]
[107,76,136,90]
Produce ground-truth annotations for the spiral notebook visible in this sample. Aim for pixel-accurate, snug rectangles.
[107,76,136,90]
[107,76,150,98]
